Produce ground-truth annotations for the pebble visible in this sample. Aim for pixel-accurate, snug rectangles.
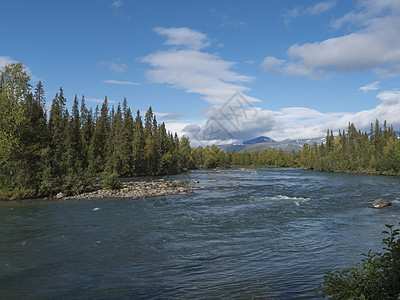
[64,180,199,200]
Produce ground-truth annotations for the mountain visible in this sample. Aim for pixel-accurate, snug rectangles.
[282,137,326,145]
[218,136,325,152]
[243,136,275,144]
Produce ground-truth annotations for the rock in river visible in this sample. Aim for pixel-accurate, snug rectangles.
[372,198,392,209]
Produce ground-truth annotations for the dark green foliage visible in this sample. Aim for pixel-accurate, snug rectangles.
[188,122,400,173]
[299,121,400,175]
[320,224,400,299]
[102,172,121,190]
[3,62,400,200]
[192,145,297,169]
[88,98,110,174]
[0,62,193,200]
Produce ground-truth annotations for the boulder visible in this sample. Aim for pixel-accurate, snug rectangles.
[55,192,65,199]
[372,198,392,209]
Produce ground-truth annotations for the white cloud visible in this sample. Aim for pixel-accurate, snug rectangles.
[274,90,400,140]
[142,28,255,105]
[283,1,337,24]
[183,108,276,146]
[110,0,130,19]
[0,56,36,81]
[332,0,400,29]
[98,60,128,73]
[164,122,194,139]
[0,56,16,68]
[268,2,400,78]
[103,79,139,85]
[144,26,400,145]
[262,56,325,78]
[209,8,248,28]
[307,1,337,15]
[180,90,400,144]
[154,27,210,50]
[86,98,117,104]
[324,90,400,131]
[360,81,380,93]
[111,1,123,8]
[182,92,274,145]
[155,112,184,120]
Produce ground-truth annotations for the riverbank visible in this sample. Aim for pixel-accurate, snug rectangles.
[63,179,197,200]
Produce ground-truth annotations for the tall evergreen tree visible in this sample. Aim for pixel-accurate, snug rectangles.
[88,98,110,174]
[66,95,83,172]
[80,96,93,169]
[132,110,145,175]
[120,107,134,176]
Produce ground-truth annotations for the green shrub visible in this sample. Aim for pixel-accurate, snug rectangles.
[0,188,30,200]
[319,223,400,299]
[102,172,121,190]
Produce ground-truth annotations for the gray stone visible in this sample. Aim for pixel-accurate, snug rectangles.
[372,198,392,209]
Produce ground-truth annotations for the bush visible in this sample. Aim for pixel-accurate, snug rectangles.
[319,223,400,299]
[102,172,122,190]
[0,188,31,200]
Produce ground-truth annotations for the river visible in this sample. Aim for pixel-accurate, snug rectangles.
[1,168,400,299]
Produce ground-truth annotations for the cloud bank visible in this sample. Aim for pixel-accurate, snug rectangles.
[182,91,400,146]
[360,81,381,93]
[98,60,128,73]
[142,25,400,146]
[266,0,400,78]
[283,1,337,25]
[141,27,254,105]
[103,79,139,85]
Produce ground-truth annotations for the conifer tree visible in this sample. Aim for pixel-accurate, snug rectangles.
[132,110,145,175]
[67,95,83,172]
[42,88,69,193]
[80,96,93,169]
[120,106,134,176]
[108,103,123,174]
[179,136,193,170]
[88,98,110,174]
[19,82,48,192]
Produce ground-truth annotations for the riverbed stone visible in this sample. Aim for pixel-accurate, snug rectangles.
[64,180,197,200]
[56,192,65,199]
[372,198,392,209]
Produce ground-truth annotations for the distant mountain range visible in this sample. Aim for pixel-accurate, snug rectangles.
[218,136,326,152]
[243,136,276,144]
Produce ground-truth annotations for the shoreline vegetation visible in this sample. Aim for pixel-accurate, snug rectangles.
[2,62,400,201]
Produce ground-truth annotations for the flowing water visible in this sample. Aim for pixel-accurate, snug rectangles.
[1,168,400,299]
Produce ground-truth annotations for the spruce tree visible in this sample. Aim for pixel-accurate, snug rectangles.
[80,96,93,170]
[132,110,145,175]
[120,106,134,176]
[44,88,69,193]
[88,98,110,174]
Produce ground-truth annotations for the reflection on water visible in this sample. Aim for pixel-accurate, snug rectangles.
[1,168,400,299]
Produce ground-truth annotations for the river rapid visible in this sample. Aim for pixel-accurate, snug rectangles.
[1,168,400,299]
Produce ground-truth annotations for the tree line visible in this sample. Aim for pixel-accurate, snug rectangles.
[0,63,192,199]
[300,121,400,175]
[2,62,400,200]
[190,121,400,177]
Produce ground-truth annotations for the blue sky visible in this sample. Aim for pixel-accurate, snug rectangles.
[2,0,400,145]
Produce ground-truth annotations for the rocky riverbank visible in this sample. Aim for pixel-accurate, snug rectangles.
[63,180,197,200]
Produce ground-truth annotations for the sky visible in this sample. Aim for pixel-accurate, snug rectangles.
[2,0,400,146]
